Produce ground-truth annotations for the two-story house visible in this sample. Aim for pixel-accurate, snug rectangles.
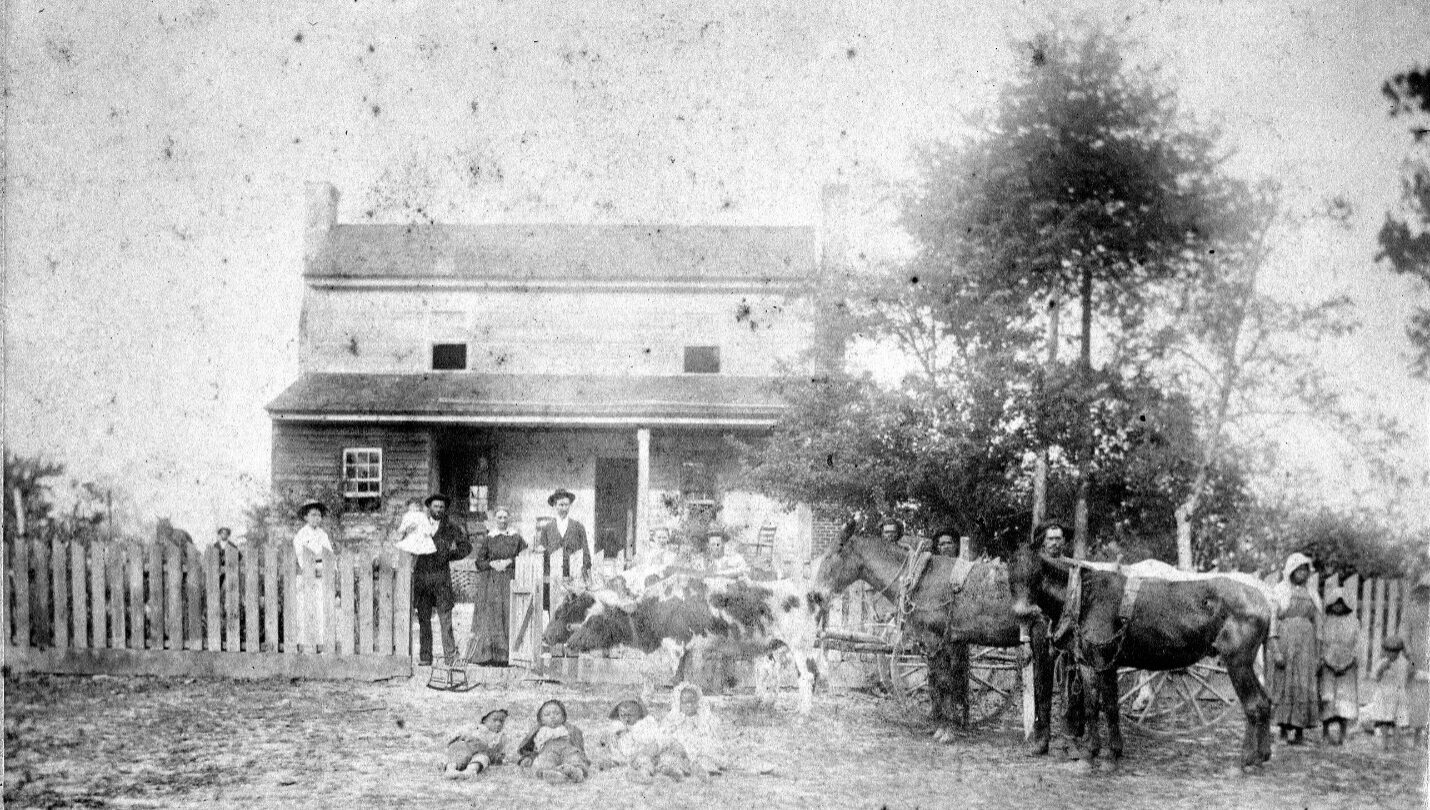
[265,183,845,563]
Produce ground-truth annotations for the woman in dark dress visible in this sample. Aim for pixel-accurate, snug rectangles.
[466,508,527,665]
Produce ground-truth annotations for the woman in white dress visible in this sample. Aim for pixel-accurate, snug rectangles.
[292,500,335,650]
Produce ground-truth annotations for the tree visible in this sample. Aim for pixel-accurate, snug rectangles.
[904,26,1232,557]
[1378,65,1430,377]
[4,451,66,537]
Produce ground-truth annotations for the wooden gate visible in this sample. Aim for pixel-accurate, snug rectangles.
[507,548,585,671]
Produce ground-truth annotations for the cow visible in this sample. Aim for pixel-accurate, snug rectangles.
[544,571,826,715]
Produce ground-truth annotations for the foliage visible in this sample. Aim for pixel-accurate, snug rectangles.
[242,483,346,547]
[3,450,67,538]
[1378,63,1430,377]
[1253,506,1422,580]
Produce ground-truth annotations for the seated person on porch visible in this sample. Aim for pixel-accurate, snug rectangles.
[704,531,749,578]
[638,526,681,567]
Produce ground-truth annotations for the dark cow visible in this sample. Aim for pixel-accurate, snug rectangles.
[545,572,824,714]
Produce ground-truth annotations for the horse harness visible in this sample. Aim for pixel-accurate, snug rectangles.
[1051,562,1143,669]
[888,544,978,646]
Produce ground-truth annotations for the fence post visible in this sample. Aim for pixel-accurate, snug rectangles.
[357,547,375,656]
[338,549,355,656]
[126,543,144,649]
[394,551,412,659]
[205,544,221,651]
[263,544,279,652]
[109,542,126,648]
[184,545,202,650]
[164,543,182,650]
[321,553,337,655]
[282,546,298,655]
[144,541,162,649]
[244,546,260,652]
[11,538,29,651]
[51,534,69,649]
[89,543,108,650]
[70,540,87,648]
[376,549,394,655]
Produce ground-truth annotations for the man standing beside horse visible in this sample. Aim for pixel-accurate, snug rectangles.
[412,493,472,666]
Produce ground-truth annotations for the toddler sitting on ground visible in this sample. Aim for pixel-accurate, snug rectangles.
[442,708,508,778]
[516,699,591,784]
[659,682,727,781]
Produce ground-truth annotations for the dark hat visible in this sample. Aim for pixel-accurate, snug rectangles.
[1383,635,1405,652]
[480,708,509,724]
[547,488,576,506]
[424,493,451,507]
[297,500,328,518]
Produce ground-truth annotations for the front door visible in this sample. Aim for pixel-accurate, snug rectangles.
[594,458,638,560]
[437,433,493,526]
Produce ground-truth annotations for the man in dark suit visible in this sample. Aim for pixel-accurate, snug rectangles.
[535,488,589,576]
[412,493,472,666]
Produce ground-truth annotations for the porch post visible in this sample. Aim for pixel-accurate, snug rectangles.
[636,428,651,557]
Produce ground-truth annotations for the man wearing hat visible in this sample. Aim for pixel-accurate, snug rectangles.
[535,488,589,576]
[412,493,473,666]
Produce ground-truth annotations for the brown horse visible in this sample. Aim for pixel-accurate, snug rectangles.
[815,522,1053,752]
[1008,545,1273,773]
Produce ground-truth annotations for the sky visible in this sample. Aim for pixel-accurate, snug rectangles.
[4,0,1428,535]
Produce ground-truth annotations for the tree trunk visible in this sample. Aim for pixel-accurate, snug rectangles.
[1031,296,1060,541]
[1074,266,1093,560]
[1175,492,1198,571]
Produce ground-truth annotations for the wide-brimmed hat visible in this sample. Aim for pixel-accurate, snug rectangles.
[1383,635,1405,652]
[297,500,328,518]
[547,488,576,506]
[480,708,509,723]
[424,493,451,507]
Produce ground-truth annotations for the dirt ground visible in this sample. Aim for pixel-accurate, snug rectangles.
[4,670,1426,809]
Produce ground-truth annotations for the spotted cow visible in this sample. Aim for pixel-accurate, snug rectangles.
[544,572,825,715]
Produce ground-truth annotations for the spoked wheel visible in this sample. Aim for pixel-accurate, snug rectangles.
[1116,661,1238,737]
[879,643,1021,725]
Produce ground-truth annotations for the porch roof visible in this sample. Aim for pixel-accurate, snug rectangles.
[265,372,787,429]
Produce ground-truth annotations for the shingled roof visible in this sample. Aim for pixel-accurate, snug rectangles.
[266,372,786,428]
[306,223,816,284]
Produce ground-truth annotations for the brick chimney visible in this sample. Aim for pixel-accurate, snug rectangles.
[819,183,851,272]
[304,182,339,269]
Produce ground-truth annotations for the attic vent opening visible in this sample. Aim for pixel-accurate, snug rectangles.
[683,346,720,374]
[432,343,468,371]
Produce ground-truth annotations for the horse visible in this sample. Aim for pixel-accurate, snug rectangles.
[1008,545,1274,773]
[814,521,1053,751]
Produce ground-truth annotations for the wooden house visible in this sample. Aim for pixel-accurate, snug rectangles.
[265,183,846,563]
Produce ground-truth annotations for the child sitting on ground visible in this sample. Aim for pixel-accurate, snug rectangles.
[516,699,591,784]
[1368,635,1415,751]
[1318,586,1359,746]
[442,708,508,778]
[659,682,727,781]
[394,497,437,556]
[592,699,667,782]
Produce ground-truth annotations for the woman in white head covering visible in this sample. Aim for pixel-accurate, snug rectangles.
[1269,552,1320,744]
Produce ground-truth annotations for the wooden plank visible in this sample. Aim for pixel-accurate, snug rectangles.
[69,541,87,648]
[109,542,126,648]
[165,543,182,650]
[376,550,394,655]
[1389,580,1405,638]
[282,546,298,655]
[146,541,164,650]
[6,646,413,682]
[50,535,69,649]
[244,546,260,652]
[224,548,241,652]
[88,543,107,650]
[393,552,411,658]
[263,544,279,652]
[336,550,354,656]
[205,544,221,651]
[314,552,330,654]
[126,544,145,649]
[184,545,203,650]
[357,548,375,655]
[12,538,30,650]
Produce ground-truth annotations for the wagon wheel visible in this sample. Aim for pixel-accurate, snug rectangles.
[1116,661,1238,737]
[879,642,1020,726]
